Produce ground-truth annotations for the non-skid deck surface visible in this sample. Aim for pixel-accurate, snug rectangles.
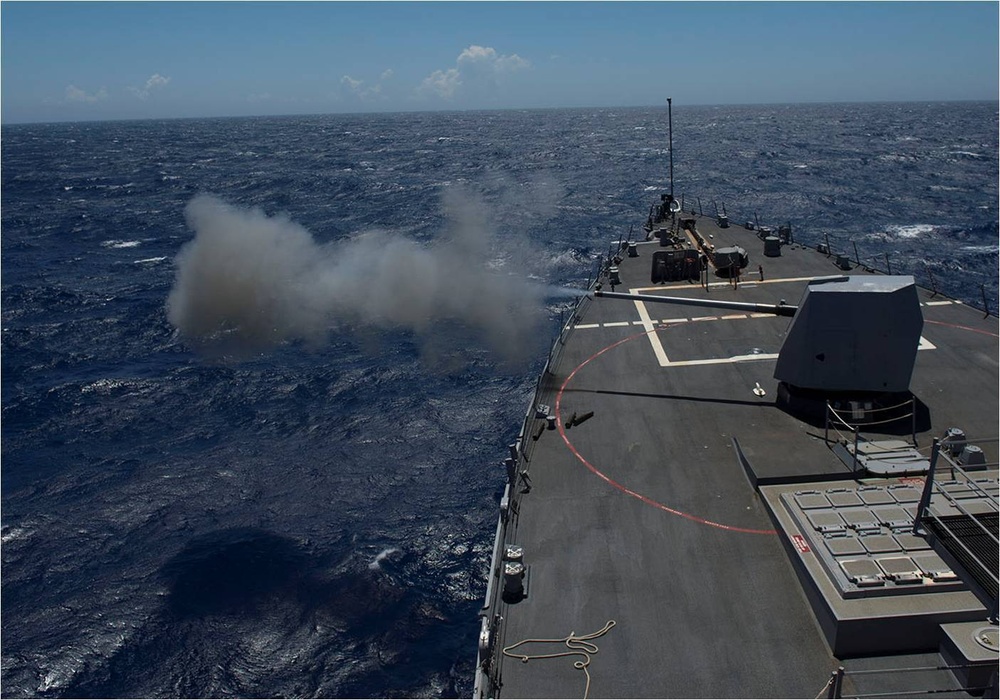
[494,216,998,698]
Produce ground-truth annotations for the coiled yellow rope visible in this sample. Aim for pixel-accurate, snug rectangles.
[502,620,617,699]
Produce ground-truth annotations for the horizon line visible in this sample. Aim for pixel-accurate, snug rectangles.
[3,97,997,128]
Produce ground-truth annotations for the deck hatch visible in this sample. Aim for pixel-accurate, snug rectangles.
[826,489,864,508]
[807,511,847,535]
[888,485,922,503]
[892,532,931,551]
[825,536,865,557]
[837,507,880,533]
[876,556,923,584]
[794,491,830,509]
[911,552,959,582]
[870,505,913,530]
[839,559,885,586]
[857,487,895,506]
[861,535,902,554]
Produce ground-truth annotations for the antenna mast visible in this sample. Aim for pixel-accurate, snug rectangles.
[667,97,674,201]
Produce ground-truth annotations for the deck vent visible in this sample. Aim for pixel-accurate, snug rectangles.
[718,214,729,228]
[836,254,852,270]
[942,427,967,456]
[609,266,621,285]
[627,241,638,257]
[958,444,987,469]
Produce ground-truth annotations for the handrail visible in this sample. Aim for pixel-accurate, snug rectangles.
[475,238,626,697]
[824,397,919,451]
[912,436,999,613]
[690,197,998,317]
[823,662,995,698]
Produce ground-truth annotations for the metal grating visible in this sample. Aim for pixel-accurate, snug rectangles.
[925,512,999,602]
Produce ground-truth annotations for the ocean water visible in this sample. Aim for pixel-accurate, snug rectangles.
[2,102,997,698]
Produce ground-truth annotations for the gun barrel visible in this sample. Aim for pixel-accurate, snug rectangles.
[593,290,797,317]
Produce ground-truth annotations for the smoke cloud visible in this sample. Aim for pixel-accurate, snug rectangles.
[166,192,548,361]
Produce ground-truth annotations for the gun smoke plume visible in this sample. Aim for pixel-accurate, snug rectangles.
[166,192,549,361]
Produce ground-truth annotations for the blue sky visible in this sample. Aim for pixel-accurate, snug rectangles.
[2,1,998,123]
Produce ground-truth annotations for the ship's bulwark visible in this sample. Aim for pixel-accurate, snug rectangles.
[2,104,997,697]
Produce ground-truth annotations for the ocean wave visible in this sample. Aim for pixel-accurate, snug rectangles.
[2,102,996,700]
[369,547,402,570]
[885,223,936,239]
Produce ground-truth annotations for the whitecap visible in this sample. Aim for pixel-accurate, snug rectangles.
[886,224,935,239]
[133,256,168,264]
[102,240,141,249]
[1,526,30,545]
[369,547,401,570]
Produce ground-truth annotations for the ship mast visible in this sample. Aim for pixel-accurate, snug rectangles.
[667,97,674,202]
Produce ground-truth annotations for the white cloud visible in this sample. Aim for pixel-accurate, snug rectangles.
[128,73,171,100]
[419,45,530,101]
[340,71,393,102]
[65,85,108,103]
[418,68,461,99]
[457,45,528,72]
[341,75,363,91]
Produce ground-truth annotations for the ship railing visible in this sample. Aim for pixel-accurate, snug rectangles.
[824,397,921,465]
[820,663,997,698]
[681,194,997,317]
[913,436,999,611]
[811,229,997,319]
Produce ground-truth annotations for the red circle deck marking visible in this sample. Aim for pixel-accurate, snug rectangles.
[555,323,777,535]
[924,319,999,338]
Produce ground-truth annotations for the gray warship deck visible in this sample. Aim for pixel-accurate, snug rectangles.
[478,213,998,698]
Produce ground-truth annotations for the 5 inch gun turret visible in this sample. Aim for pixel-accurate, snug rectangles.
[594,275,924,397]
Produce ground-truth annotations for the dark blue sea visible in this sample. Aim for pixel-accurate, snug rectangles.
[2,103,997,698]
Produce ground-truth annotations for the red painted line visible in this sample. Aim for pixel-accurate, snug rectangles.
[555,324,777,536]
[924,319,999,338]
